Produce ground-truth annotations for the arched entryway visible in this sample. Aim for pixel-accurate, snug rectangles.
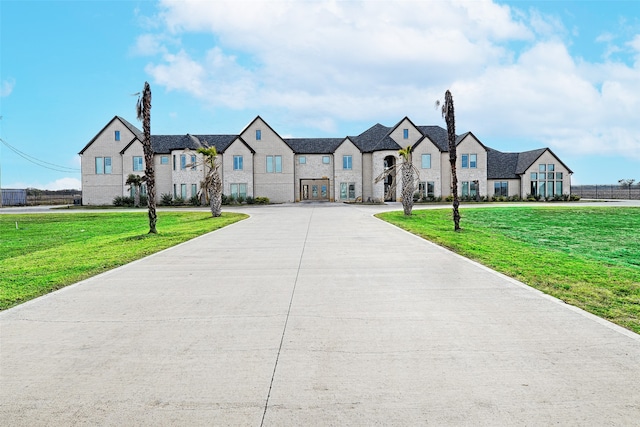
[383,155,396,201]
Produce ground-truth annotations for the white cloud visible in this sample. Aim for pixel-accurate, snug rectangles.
[1,78,15,97]
[137,0,640,160]
[5,177,81,191]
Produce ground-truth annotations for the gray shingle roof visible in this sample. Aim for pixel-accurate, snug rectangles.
[284,138,345,154]
[151,135,201,154]
[193,135,238,153]
[349,123,400,152]
[150,134,238,154]
[515,148,548,174]
[117,116,143,140]
[487,148,555,179]
[417,126,450,151]
[487,148,520,179]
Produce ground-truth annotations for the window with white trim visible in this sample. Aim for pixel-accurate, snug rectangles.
[461,154,477,169]
[233,155,243,170]
[95,157,112,174]
[230,183,247,199]
[421,154,431,169]
[340,182,356,200]
[418,181,435,198]
[494,181,508,197]
[133,156,143,171]
[266,155,282,173]
[343,155,352,170]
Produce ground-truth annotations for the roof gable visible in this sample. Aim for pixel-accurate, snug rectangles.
[515,147,573,174]
[79,116,142,154]
[456,131,489,151]
[222,136,256,154]
[416,125,450,152]
[239,115,282,140]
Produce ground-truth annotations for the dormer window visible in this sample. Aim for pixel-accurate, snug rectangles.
[403,129,408,139]
[115,130,120,141]
[256,129,262,140]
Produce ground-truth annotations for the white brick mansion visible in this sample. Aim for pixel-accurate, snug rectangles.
[79,115,572,205]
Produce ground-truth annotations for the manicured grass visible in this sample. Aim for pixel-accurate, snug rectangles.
[0,211,247,310]
[377,207,640,334]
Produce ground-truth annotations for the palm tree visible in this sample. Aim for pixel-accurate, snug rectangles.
[136,82,157,234]
[439,90,460,231]
[374,145,420,216]
[398,145,417,216]
[197,146,223,217]
[125,174,143,207]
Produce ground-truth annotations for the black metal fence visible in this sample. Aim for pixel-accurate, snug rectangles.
[571,185,640,200]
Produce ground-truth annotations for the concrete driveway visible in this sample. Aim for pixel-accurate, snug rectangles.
[1,203,639,426]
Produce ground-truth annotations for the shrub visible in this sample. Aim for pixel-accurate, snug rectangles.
[221,194,228,205]
[172,197,185,206]
[246,196,255,205]
[160,193,173,206]
[254,196,270,205]
[226,194,236,205]
[189,195,201,206]
[570,194,581,201]
[236,195,245,204]
[113,196,132,207]
[444,195,454,202]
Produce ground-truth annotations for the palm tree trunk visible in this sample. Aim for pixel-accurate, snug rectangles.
[138,82,157,233]
[401,159,414,216]
[134,185,141,208]
[211,167,222,217]
[443,90,461,231]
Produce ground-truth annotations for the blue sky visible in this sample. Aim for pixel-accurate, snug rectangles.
[1,0,639,190]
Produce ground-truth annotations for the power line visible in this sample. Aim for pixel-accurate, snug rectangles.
[0,137,80,174]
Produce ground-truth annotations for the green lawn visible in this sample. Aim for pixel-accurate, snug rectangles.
[377,206,640,334]
[0,211,247,310]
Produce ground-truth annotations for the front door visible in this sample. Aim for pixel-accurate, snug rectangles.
[300,179,330,201]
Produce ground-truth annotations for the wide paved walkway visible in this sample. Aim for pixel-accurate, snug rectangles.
[1,203,639,426]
